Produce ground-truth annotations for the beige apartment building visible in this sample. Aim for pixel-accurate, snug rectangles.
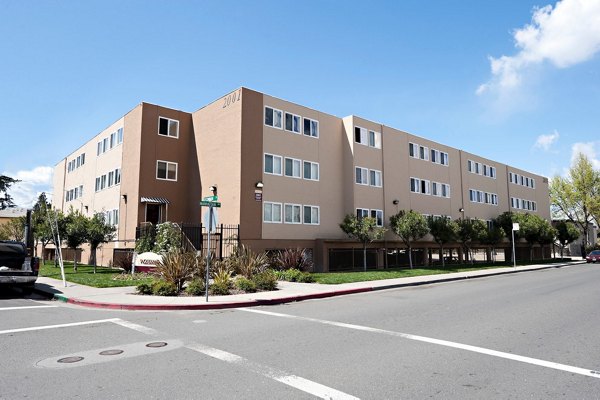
[52,87,550,271]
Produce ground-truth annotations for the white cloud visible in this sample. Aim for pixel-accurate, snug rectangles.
[478,0,600,95]
[534,130,559,150]
[2,166,53,208]
[570,141,600,169]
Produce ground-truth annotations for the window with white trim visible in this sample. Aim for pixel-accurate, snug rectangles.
[108,171,115,187]
[440,151,449,166]
[264,153,282,175]
[369,169,382,187]
[303,161,319,181]
[410,177,420,193]
[355,167,368,185]
[115,168,121,185]
[368,130,381,148]
[303,118,319,137]
[441,183,450,198]
[409,142,417,158]
[284,112,301,134]
[284,157,301,178]
[284,203,302,224]
[371,209,384,227]
[355,127,368,145]
[263,202,282,223]
[110,132,116,148]
[264,106,283,129]
[117,128,123,144]
[419,145,429,160]
[156,160,177,181]
[421,179,431,194]
[303,205,319,225]
[158,117,179,138]
[100,174,107,190]
[356,208,369,219]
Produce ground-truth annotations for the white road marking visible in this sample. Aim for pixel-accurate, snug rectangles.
[192,320,206,324]
[111,319,157,335]
[0,318,120,335]
[239,308,600,379]
[0,305,57,311]
[187,343,360,400]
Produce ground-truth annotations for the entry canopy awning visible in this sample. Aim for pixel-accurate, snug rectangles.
[140,196,170,204]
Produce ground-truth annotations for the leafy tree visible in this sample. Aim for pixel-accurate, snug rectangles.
[537,220,557,260]
[389,210,429,269]
[64,210,89,272]
[0,216,25,241]
[31,193,53,258]
[0,175,19,210]
[550,153,600,256]
[340,214,387,271]
[515,213,554,261]
[553,220,580,259]
[427,216,459,267]
[480,224,506,263]
[456,218,487,264]
[494,212,519,262]
[87,213,116,272]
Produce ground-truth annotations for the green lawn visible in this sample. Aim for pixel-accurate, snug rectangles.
[40,261,154,288]
[311,259,572,284]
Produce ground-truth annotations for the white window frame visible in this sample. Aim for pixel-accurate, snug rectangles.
[355,167,368,185]
[440,152,449,166]
[468,160,473,172]
[284,112,301,134]
[264,153,282,176]
[156,160,178,181]
[410,177,421,193]
[97,141,102,156]
[115,168,121,185]
[158,116,179,138]
[303,161,319,181]
[419,145,429,161]
[303,205,320,225]
[117,128,123,144]
[369,169,382,187]
[371,209,384,227]
[409,142,418,158]
[432,181,439,196]
[284,203,302,224]
[356,208,369,219]
[441,183,450,198]
[264,106,283,129]
[284,157,301,179]
[355,126,368,145]
[263,202,282,223]
[303,117,319,138]
[108,171,115,187]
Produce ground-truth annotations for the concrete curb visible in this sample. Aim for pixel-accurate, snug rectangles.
[33,260,585,311]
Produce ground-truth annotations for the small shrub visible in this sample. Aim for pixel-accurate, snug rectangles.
[235,277,257,293]
[210,282,230,295]
[152,280,178,296]
[136,281,153,295]
[154,222,183,253]
[210,263,232,295]
[228,245,269,278]
[274,268,315,283]
[252,270,278,291]
[113,251,134,273]
[135,224,156,253]
[185,278,205,296]
[274,248,314,272]
[155,250,195,291]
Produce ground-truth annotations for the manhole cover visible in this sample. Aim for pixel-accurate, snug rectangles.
[99,349,124,356]
[146,342,168,348]
[57,356,84,363]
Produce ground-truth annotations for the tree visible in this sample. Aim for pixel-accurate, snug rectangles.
[340,214,387,271]
[495,212,519,262]
[0,175,19,210]
[31,193,53,258]
[537,220,557,260]
[427,216,459,267]
[480,224,506,263]
[389,210,429,269]
[550,153,600,256]
[456,218,487,264]
[87,213,116,273]
[553,220,580,259]
[63,210,89,272]
[0,216,25,241]
[516,213,555,261]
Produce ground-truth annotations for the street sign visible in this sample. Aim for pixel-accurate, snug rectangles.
[203,209,218,232]
[512,223,520,231]
[203,195,218,202]
[200,201,221,207]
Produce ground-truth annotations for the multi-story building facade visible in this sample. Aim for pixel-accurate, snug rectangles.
[52,87,550,270]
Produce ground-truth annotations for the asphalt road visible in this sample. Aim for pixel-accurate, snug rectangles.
[1,263,600,399]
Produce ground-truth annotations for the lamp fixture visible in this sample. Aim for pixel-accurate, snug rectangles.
[209,185,217,193]
[392,199,399,205]
[122,194,128,202]
[459,208,465,213]
[255,181,264,189]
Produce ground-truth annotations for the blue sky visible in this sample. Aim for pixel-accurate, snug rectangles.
[1,0,599,206]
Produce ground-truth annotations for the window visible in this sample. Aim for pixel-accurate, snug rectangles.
[409,142,417,158]
[156,160,177,181]
[158,117,179,138]
[440,152,449,166]
[79,185,83,197]
[303,161,319,181]
[303,118,319,137]
[108,171,115,187]
[419,145,429,160]
[475,162,481,174]
[441,184,450,198]
[263,202,282,223]
[371,209,384,227]
[284,204,302,224]
[284,157,301,178]
[468,160,473,172]
[490,166,496,178]
[355,167,368,185]
[264,106,283,129]
[100,174,107,190]
[110,132,116,148]
[115,168,121,185]
[369,169,382,187]
[97,141,102,156]
[304,205,319,225]
[421,179,430,195]
[103,138,108,153]
[95,177,100,192]
[76,156,81,168]
[117,128,123,144]
[264,154,282,175]
[410,177,420,193]
[531,179,535,189]
[355,127,368,144]
[284,112,301,133]
[356,208,369,219]
[477,190,483,203]
[432,182,439,196]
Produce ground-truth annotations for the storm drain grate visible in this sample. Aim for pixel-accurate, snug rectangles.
[146,342,168,348]
[57,356,84,363]
[99,349,124,356]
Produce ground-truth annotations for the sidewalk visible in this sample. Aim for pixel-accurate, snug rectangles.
[33,260,586,311]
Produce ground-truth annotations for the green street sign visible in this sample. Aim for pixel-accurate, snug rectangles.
[200,201,221,207]
[203,195,218,202]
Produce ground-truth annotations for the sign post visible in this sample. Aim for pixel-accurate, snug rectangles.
[200,196,221,301]
[512,223,520,268]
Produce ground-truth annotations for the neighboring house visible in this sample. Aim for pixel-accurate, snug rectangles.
[570,222,598,256]
[0,207,27,226]
[52,87,551,270]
